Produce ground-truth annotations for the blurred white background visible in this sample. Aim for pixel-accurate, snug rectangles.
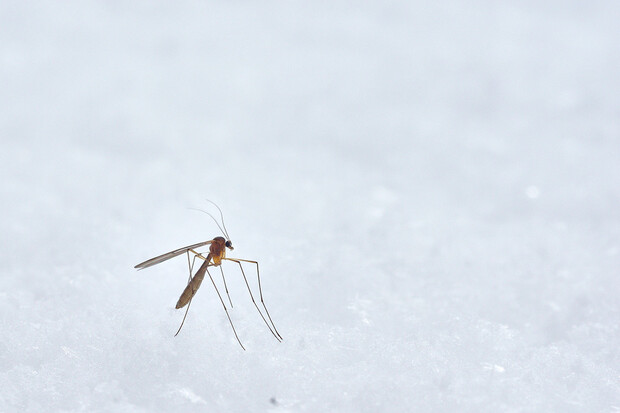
[1,1,619,411]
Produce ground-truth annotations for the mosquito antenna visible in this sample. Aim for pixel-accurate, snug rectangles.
[188,207,227,238]
[205,199,231,240]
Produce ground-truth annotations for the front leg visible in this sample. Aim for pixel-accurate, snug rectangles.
[223,257,282,340]
[190,249,210,262]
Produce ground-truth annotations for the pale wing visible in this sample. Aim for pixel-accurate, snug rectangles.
[134,240,212,269]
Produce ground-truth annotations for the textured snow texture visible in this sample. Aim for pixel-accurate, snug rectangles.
[1,1,619,412]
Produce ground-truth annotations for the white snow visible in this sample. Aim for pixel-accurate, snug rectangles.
[1,1,619,412]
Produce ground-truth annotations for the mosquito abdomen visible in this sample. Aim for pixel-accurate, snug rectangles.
[175,259,209,309]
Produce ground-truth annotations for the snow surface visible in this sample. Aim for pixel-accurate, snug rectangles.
[1,1,619,412]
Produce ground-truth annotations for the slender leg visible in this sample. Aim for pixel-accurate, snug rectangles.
[205,266,246,350]
[189,249,208,261]
[219,265,234,309]
[173,250,245,349]
[224,258,282,340]
[175,298,193,337]
[187,251,198,282]
[175,251,199,337]
[224,258,281,342]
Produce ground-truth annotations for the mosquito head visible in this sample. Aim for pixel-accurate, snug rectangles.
[225,240,234,250]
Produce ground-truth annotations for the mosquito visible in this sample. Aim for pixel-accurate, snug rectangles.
[134,201,282,350]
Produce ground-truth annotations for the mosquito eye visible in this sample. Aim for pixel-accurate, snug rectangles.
[225,241,232,248]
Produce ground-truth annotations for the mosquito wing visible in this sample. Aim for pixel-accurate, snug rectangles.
[134,240,212,270]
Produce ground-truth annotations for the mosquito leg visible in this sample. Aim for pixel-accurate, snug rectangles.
[190,249,209,262]
[205,266,246,350]
[174,296,193,337]
[186,251,198,283]
[219,265,234,308]
[225,258,282,340]
[224,258,281,342]
[252,260,283,340]
[174,251,200,337]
